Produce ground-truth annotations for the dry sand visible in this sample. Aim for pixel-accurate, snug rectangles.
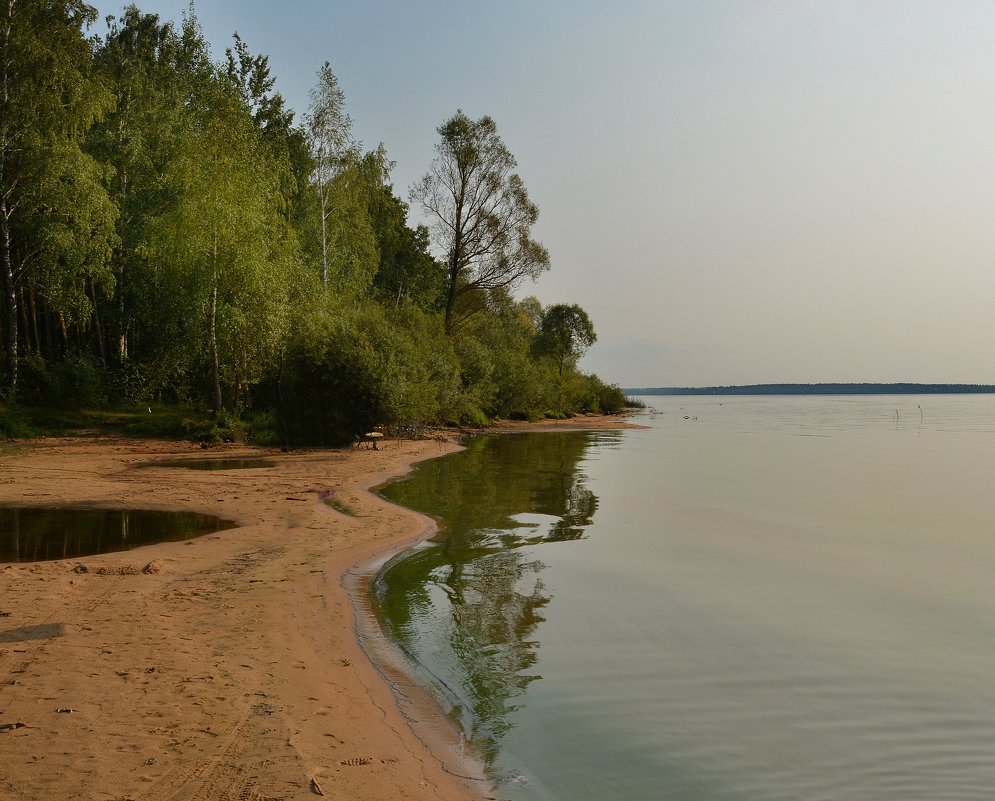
[0,415,641,801]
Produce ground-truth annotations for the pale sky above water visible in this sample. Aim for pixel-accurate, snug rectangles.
[91,1,995,387]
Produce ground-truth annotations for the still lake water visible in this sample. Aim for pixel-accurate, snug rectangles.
[376,395,995,800]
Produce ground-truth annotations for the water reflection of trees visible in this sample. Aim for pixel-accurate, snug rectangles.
[378,432,611,768]
[0,508,235,562]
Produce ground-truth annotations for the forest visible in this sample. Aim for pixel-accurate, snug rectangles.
[0,2,625,444]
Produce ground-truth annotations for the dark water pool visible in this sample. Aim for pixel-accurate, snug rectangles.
[0,507,237,563]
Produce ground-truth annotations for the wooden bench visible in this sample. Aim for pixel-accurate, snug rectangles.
[355,431,384,450]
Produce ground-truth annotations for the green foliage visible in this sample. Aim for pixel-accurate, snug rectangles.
[534,303,597,378]
[368,179,444,310]
[183,409,242,444]
[411,111,550,332]
[584,376,627,413]
[276,300,464,443]
[0,6,618,443]
[1,0,118,397]
[0,407,34,439]
[15,354,106,409]
[48,357,107,408]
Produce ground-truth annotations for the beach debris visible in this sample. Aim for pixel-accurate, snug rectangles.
[309,777,326,796]
[72,565,89,574]
[340,757,373,766]
[55,707,77,714]
[142,560,164,575]
[143,757,156,766]
[340,658,351,667]
[0,722,26,732]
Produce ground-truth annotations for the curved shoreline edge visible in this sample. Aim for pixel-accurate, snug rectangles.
[343,438,493,792]
[0,415,642,801]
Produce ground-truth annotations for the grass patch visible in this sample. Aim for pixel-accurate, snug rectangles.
[0,403,245,444]
[323,497,358,517]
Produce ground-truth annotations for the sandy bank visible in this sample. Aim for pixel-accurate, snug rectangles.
[0,417,640,800]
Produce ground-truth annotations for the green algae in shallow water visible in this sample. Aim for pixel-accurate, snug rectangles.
[0,507,238,563]
[145,457,276,470]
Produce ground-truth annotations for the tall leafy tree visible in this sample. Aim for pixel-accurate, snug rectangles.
[363,152,443,310]
[149,27,288,414]
[304,62,356,287]
[224,34,312,233]
[534,303,596,378]
[1,0,116,398]
[92,6,184,365]
[410,111,550,333]
[225,33,293,141]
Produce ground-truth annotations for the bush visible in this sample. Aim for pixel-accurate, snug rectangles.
[569,374,627,414]
[273,301,465,444]
[16,355,108,409]
[0,407,33,439]
[182,410,242,445]
[48,357,106,408]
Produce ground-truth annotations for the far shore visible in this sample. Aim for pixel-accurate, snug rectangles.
[0,414,642,801]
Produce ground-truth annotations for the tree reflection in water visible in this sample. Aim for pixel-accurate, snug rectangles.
[376,431,616,770]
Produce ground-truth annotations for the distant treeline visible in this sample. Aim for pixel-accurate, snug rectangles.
[626,384,995,396]
[0,3,624,443]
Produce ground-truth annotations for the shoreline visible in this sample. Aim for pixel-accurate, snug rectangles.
[0,416,642,800]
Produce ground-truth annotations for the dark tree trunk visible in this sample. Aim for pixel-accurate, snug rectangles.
[444,256,459,333]
[28,286,39,360]
[58,312,69,353]
[18,285,30,356]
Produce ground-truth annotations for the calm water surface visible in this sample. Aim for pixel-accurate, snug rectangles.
[377,396,995,800]
[0,508,237,562]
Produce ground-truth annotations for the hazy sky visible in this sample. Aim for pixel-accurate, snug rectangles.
[92,1,995,387]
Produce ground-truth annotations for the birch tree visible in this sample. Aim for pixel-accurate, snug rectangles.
[150,70,285,414]
[304,62,356,287]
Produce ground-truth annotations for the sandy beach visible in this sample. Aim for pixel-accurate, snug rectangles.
[0,415,639,801]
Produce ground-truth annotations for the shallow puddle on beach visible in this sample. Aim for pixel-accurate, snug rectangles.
[143,457,276,470]
[0,507,237,563]
[375,397,995,801]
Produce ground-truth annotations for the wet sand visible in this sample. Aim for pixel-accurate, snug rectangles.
[0,416,639,801]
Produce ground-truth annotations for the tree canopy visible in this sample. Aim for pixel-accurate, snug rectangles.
[0,4,625,441]
[410,111,550,333]
[535,304,597,378]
